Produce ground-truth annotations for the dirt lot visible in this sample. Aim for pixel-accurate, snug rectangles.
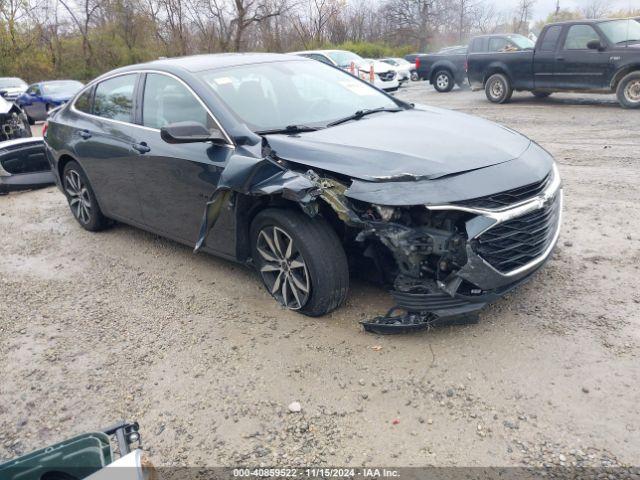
[1,85,639,469]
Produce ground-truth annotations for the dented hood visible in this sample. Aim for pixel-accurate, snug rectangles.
[264,106,531,182]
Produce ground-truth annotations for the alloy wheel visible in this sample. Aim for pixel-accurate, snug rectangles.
[625,79,640,104]
[436,73,449,90]
[64,169,92,224]
[256,226,311,310]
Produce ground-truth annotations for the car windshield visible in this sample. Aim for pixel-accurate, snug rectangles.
[0,77,26,88]
[198,60,399,132]
[507,35,535,49]
[42,80,83,95]
[326,51,365,68]
[599,19,640,44]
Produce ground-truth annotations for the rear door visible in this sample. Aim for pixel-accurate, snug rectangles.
[556,24,610,89]
[533,25,563,89]
[71,73,144,222]
[131,72,235,251]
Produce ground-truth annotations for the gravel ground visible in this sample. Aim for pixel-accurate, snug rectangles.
[1,84,639,469]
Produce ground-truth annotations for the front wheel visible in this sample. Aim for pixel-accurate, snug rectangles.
[485,73,513,104]
[616,71,640,109]
[250,208,349,317]
[433,70,454,92]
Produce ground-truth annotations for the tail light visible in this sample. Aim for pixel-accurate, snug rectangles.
[42,121,48,138]
[415,57,421,70]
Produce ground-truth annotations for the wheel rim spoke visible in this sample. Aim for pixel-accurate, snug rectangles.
[257,225,311,311]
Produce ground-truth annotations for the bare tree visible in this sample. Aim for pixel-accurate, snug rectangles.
[580,0,609,19]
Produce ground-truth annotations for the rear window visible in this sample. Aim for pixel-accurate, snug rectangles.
[540,26,562,52]
[470,37,488,53]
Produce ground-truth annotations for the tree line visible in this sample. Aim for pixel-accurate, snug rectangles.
[1,0,638,83]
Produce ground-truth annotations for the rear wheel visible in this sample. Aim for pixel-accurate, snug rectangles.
[532,91,551,98]
[250,208,349,317]
[62,161,110,231]
[485,73,513,104]
[616,71,640,109]
[433,70,454,92]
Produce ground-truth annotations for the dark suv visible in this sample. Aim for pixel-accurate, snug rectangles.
[467,19,640,108]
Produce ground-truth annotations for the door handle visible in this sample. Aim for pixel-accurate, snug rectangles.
[78,129,92,139]
[132,142,151,154]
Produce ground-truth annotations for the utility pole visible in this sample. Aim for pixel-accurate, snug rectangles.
[555,0,560,16]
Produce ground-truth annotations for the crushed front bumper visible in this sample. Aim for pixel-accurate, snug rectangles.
[362,168,563,334]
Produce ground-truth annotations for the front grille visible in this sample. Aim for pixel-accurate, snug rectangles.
[475,193,560,273]
[455,174,551,209]
[379,71,396,81]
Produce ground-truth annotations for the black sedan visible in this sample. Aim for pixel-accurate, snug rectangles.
[44,53,562,333]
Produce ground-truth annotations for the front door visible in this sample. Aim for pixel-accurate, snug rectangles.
[131,72,235,253]
[555,24,610,90]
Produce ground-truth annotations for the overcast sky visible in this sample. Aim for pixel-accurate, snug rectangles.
[492,0,638,20]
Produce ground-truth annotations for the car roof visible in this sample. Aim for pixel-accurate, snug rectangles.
[94,53,311,82]
[546,17,629,26]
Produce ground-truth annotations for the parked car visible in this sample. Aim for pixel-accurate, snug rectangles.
[0,77,28,101]
[290,50,399,91]
[16,80,84,124]
[414,45,469,92]
[0,421,149,480]
[0,138,54,194]
[467,18,640,108]
[44,53,562,333]
[0,95,32,141]
[379,57,415,82]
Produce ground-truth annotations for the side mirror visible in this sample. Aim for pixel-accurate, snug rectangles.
[587,39,603,51]
[160,121,227,144]
[0,90,7,98]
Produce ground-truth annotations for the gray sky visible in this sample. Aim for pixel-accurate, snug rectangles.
[491,0,638,20]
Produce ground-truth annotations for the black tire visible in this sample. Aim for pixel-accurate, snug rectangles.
[433,70,454,93]
[485,73,513,104]
[250,208,349,317]
[410,71,419,81]
[62,160,110,231]
[532,91,551,98]
[616,71,640,109]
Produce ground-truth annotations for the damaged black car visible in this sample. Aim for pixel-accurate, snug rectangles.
[44,54,562,333]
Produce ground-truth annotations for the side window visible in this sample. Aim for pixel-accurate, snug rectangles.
[74,88,93,113]
[93,74,136,122]
[540,25,562,51]
[564,25,600,50]
[27,85,40,96]
[471,37,488,53]
[142,73,213,130]
[489,37,509,52]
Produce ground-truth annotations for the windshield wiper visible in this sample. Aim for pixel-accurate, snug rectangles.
[256,124,320,135]
[326,107,403,127]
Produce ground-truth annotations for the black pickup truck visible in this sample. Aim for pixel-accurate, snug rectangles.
[467,18,640,108]
[414,45,468,92]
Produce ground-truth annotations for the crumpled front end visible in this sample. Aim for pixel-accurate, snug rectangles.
[195,136,562,334]
[352,163,563,333]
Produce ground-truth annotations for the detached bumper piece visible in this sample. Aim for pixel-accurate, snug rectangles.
[361,290,485,334]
